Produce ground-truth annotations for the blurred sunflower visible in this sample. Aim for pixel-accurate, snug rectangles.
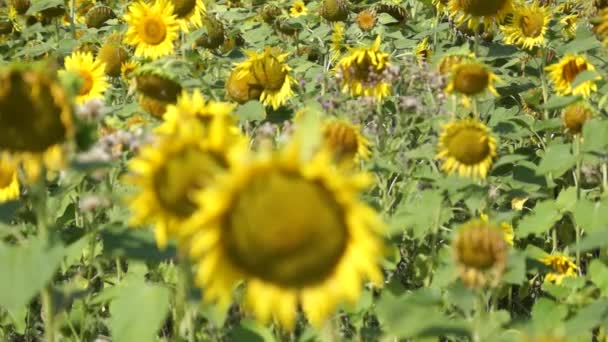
[480,214,514,246]
[415,37,433,64]
[433,0,450,14]
[562,102,593,135]
[322,118,371,164]
[445,61,500,107]
[157,89,238,135]
[559,14,577,39]
[356,10,376,31]
[545,55,599,98]
[0,159,20,202]
[436,118,497,179]
[452,218,508,288]
[123,0,179,59]
[121,60,140,80]
[540,254,578,285]
[60,51,107,105]
[290,0,307,17]
[64,0,96,25]
[593,8,608,45]
[336,36,392,100]
[330,22,345,61]
[448,0,513,30]
[501,2,550,50]
[125,116,244,249]
[230,47,294,110]
[171,0,205,32]
[436,52,475,75]
[0,63,74,181]
[184,140,385,329]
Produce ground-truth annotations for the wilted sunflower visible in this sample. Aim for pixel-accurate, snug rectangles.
[322,118,371,164]
[171,0,205,32]
[545,55,600,98]
[98,33,129,77]
[230,47,294,110]
[0,63,73,181]
[60,51,107,104]
[436,118,497,179]
[593,8,608,45]
[452,218,508,288]
[0,159,20,202]
[501,2,550,50]
[125,116,244,248]
[290,0,308,17]
[540,254,578,285]
[448,0,513,30]
[123,0,179,59]
[157,89,237,135]
[445,61,501,107]
[184,140,385,329]
[480,214,514,246]
[415,37,433,64]
[562,102,593,135]
[337,36,392,100]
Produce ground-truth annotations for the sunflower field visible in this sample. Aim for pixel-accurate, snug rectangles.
[4,0,608,341]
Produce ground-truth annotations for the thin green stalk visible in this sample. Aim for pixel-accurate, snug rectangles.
[540,46,549,121]
[473,30,480,56]
[70,0,76,39]
[175,257,192,340]
[574,134,582,268]
[471,98,479,119]
[602,162,608,195]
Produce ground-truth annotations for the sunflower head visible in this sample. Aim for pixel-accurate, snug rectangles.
[185,139,384,329]
[337,36,392,100]
[436,118,497,179]
[322,119,371,163]
[437,53,475,75]
[320,0,349,22]
[194,15,225,49]
[98,33,129,77]
[356,10,377,31]
[446,62,499,96]
[562,102,593,135]
[545,55,599,98]
[0,62,74,154]
[11,0,31,15]
[121,61,140,80]
[123,0,179,59]
[415,37,433,64]
[138,95,171,118]
[502,2,550,50]
[171,0,205,32]
[134,67,182,103]
[85,5,116,28]
[0,158,20,202]
[593,8,608,46]
[539,254,578,285]
[225,69,264,104]
[290,0,308,17]
[452,218,508,288]
[449,0,513,30]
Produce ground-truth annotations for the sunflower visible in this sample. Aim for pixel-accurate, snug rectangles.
[593,8,608,45]
[322,118,371,164]
[183,140,385,329]
[330,22,345,61]
[290,0,308,17]
[436,118,497,179]
[123,0,179,59]
[336,36,392,100]
[452,218,508,288]
[480,214,514,246]
[60,51,108,105]
[157,89,238,135]
[231,47,294,110]
[501,2,550,50]
[539,254,578,285]
[436,53,475,75]
[445,61,501,107]
[448,0,513,30]
[562,102,593,135]
[433,0,450,14]
[0,63,74,181]
[356,10,376,31]
[545,55,600,98]
[125,116,244,249]
[121,60,140,80]
[560,14,577,39]
[171,0,205,32]
[415,37,433,64]
[0,159,20,202]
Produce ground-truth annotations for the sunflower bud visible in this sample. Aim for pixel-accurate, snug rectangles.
[562,103,592,134]
[195,16,225,49]
[135,72,182,102]
[10,0,30,15]
[356,10,376,31]
[225,70,263,104]
[452,219,507,288]
[85,5,116,28]
[320,0,349,22]
[98,37,129,77]
[0,20,13,35]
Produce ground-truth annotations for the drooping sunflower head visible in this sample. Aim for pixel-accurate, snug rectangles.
[184,140,385,329]
[0,158,20,203]
[98,33,130,77]
[134,66,183,103]
[436,118,497,179]
[539,254,578,285]
[10,0,31,15]
[322,118,371,164]
[60,51,108,105]
[85,5,116,29]
[592,8,608,45]
[171,0,205,32]
[562,102,593,135]
[290,0,308,17]
[337,36,392,100]
[231,47,294,110]
[415,37,433,64]
[452,218,508,288]
[125,116,243,249]
[545,55,600,98]
[356,10,377,31]
[123,0,179,59]
[194,15,225,49]
[157,89,238,135]
[436,52,475,75]
[501,2,550,50]
[445,61,500,106]
[225,69,264,104]
[320,0,349,22]
[448,0,513,30]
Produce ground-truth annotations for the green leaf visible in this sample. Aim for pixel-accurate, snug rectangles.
[235,100,266,122]
[229,319,276,342]
[542,95,581,110]
[573,229,608,252]
[531,298,568,331]
[0,238,65,312]
[573,198,608,232]
[518,200,562,237]
[589,260,608,296]
[503,251,527,285]
[571,70,601,89]
[25,0,63,15]
[109,280,170,342]
[556,36,602,55]
[536,144,576,177]
[100,225,177,263]
[564,299,608,336]
[555,187,577,213]
[389,190,451,239]
[0,201,20,223]
[582,118,608,153]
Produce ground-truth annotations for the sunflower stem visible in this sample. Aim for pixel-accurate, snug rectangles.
[473,30,480,56]
[602,162,608,195]
[540,46,549,121]
[70,0,76,39]
[574,134,582,269]
[174,256,192,340]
